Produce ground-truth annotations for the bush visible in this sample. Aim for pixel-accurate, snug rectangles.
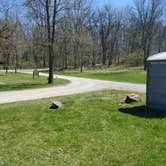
[123,51,144,66]
[19,61,37,69]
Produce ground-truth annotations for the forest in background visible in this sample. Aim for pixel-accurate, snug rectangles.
[0,0,165,72]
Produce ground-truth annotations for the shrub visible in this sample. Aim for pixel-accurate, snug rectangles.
[123,51,144,66]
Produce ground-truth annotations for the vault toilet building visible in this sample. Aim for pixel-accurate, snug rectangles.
[147,52,166,111]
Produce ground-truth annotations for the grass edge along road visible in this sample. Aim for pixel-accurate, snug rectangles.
[51,66,146,84]
[0,72,69,91]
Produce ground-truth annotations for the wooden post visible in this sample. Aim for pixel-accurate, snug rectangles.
[15,67,17,73]
[33,69,39,79]
[6,67,8,75]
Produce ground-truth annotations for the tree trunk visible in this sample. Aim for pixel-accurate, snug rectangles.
[108,53,113,67]
[46,0,56,84]
[108,42,114,67]
[74,40,78,69]
[143,48,147,71]
[43,54,46,68]
[15,50,19,69]
[92,48,96,66]
[102,48,106,65]
[48,45,54,84]
[80,63,83,72]
[64,37,68,69]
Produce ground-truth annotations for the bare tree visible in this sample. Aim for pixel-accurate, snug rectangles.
[98,5,113,65]
[0,0,165,70]
[133,0,164,69]
[25,0,67,83]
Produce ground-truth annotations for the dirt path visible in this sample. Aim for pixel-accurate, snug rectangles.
[0,70,146,104]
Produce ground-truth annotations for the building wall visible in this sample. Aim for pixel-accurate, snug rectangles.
[147,62,166,111]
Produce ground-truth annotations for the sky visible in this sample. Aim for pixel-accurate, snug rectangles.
[94,0,134,8]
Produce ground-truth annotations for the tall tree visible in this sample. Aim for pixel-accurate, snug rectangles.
[98,5,113,65]
[133,0,164,69]
[25,0,67,83]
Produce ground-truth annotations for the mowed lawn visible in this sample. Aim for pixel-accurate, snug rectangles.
[54,66,146,84]
[0,72,69,91]
[0,90,166,165]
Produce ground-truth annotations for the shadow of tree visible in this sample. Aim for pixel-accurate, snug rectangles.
[119,106,166,119]
[0,83,44,91]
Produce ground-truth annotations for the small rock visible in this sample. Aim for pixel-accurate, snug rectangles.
[124,94,140,104]
[50,101,62,109]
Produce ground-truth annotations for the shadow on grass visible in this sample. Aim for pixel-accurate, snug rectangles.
[0,83,45,91]
[119,106,166,119]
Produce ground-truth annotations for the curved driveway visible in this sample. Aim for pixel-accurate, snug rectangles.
[0,70,146,104]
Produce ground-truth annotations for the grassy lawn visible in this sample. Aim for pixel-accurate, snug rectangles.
[0,72,69,91]
[0,90,166,165]
[54,66,146,84]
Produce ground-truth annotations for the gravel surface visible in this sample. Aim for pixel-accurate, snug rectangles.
[0,70,146,104]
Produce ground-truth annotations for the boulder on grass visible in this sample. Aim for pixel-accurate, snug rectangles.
[50,101,62,109]
[124,94,140,104]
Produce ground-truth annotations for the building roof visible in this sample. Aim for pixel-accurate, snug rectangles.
[147,52,166,62]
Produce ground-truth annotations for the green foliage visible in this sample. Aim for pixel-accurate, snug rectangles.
[123,51,144,67]
[18,61,37,69]
[54,66,146,84]
[0,90,166,165]
[0,72,69,91]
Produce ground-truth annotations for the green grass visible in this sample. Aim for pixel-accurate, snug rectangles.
[54,66,146,84]
[0,90,166,165]
[0,72,69,91]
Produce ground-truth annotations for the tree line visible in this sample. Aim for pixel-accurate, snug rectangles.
[0,0,165,83]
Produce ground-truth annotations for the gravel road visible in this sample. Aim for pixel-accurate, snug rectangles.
[0,70,146,104]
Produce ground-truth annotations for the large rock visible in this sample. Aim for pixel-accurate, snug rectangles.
[50,101,62,109]
[124,94,140,104]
